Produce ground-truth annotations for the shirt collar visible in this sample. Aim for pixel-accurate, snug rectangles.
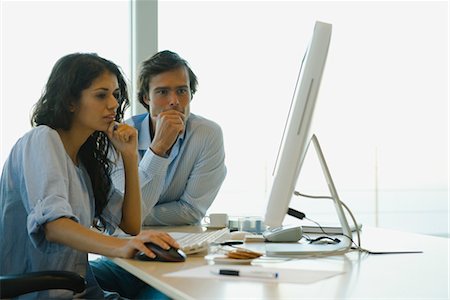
[137,113,151,151]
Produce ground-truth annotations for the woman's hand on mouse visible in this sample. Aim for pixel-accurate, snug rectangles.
[117,230,180,259]
[138,229,180,249]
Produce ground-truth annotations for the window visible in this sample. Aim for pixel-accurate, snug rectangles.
[1,0,131,167]
[2,1,447,238]
[158,1,448,236]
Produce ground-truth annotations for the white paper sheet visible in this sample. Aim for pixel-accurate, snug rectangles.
[164,264,343,284]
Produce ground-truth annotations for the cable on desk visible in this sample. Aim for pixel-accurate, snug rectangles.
[294,196,424,255]
[293,191,362,251]
[304,235,341,244]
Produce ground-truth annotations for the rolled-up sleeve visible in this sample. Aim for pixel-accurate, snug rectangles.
[27,196,79,253]
[22,127,79,253]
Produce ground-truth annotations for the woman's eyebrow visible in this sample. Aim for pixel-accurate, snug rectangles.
[92,87,109,92]
[92,87,120,92]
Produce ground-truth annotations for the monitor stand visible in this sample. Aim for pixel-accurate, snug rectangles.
[265,134,353,256]
[289,134,351,235]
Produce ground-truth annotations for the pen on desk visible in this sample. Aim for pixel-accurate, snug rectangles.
[211,269,278,279]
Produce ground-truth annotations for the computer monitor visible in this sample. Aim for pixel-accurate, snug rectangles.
[264,21,332,228]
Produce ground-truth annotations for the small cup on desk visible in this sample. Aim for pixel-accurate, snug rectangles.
[204,213,229,228]
[238,216,265,234]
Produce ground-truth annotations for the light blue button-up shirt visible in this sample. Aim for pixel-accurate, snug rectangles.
[0,126,123,299]
[111,113,227,226]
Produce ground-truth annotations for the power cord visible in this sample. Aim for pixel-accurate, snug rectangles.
[293,191,362,250]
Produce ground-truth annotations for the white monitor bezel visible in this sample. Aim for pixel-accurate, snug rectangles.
[264,21,332,227]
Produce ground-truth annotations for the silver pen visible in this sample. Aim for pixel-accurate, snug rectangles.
[211,269,278,279]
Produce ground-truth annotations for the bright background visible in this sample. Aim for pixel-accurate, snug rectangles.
[1,1,448,237]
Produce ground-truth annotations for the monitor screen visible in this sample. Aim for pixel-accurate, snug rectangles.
[264,21,332,227]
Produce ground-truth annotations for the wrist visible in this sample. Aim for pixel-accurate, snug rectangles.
[150,142,167,157]
[121,151,139,162]
[111,238,129,258]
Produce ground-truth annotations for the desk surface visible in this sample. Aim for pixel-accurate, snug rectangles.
[112,226,449,300]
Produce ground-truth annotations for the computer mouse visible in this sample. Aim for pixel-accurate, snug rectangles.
[263,225,302,242]
[135,242,187,262]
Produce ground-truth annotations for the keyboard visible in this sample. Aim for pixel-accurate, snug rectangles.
[170,228,230,255]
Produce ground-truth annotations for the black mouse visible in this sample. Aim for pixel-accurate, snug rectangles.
[135,242,187,262]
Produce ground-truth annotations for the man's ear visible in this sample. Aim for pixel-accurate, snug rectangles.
[143,94,150,105]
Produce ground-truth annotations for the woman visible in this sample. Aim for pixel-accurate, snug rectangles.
[0,53,178,299]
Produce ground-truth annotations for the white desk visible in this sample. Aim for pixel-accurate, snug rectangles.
[111,226,449,300]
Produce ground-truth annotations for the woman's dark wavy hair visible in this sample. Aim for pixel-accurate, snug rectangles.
[137,50,198,110]
[31,53,130,228]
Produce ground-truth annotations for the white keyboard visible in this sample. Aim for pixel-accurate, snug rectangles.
[170,228,230,255]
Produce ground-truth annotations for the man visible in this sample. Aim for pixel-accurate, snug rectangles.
[117,50,227,225]
[90,50,227,299]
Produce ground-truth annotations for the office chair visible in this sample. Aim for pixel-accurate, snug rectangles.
[0,271,86,298]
